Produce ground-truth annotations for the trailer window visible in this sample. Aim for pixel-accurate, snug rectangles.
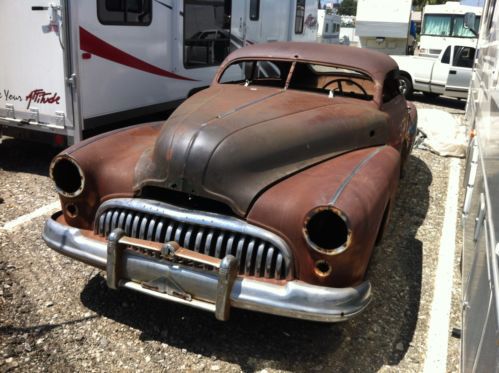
[250,0,260,21]
[184,0,232,68]
[423,14,451,36]
[295,0,305,34]
[422,13,481,38]
[97,0,152,25]
[452,15,481,37]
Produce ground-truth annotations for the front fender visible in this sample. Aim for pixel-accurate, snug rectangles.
[52,122,163,229]
[247,145,401,287]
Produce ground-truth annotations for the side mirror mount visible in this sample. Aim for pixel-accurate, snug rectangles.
[464,12,478,36]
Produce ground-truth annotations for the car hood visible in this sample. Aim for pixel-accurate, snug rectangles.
[134,85,391,216]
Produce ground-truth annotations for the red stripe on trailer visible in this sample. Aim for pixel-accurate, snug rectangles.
[79,27,198,81]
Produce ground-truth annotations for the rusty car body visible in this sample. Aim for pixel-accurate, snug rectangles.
[43,42,417,322]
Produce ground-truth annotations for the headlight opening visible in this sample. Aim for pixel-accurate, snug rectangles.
[304,207,351,255]
[50,156,85,198]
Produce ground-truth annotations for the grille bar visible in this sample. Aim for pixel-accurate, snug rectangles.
[94,199,293,280]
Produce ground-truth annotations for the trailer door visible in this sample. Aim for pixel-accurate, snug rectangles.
[0,0,73,141]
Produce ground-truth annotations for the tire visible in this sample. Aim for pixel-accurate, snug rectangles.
[398,75,413,99]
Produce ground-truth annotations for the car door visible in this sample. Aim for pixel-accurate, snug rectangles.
[445,46,475,99]
[429,46,451,95]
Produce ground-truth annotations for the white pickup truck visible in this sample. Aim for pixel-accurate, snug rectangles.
[391,45,475,99]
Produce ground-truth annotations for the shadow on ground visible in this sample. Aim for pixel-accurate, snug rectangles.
[410,92,466,111]
[0,110,172,177]
[0,137,59,176]
[80,154,431,372]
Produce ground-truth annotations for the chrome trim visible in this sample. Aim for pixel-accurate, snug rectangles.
[43,214,372,322]
[94,198,294,279]
[329,146,385,205]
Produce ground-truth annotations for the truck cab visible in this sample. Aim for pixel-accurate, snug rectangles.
[392,44,475,99]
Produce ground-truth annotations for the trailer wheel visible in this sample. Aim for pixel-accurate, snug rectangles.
[398,75,413,99]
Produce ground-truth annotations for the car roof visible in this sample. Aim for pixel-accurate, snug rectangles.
[222,42,398,83]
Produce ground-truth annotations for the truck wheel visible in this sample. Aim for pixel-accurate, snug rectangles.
[398,75,413,99]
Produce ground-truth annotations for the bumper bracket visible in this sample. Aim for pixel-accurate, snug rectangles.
[106,228,238,321]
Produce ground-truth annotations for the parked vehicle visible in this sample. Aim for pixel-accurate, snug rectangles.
[461,3,499,371]
[43,42,417,322]
[0,0,318,146]
[356,0,413,55]
[419,1,481,58]
[392,44,475,99]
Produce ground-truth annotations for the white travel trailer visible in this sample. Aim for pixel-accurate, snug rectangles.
[232,0,319,45]
[0,0,318,146]
[419,1,482,58]
[355,0,413,55]
[316,9,341,44]
[461,1,499,371]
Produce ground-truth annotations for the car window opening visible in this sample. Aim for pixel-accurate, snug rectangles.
[219,60,374,100]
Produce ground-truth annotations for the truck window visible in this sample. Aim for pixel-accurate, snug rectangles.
[441,46,451,64]
[97,0,152,25]
[183,0,232,68]
[249,0,260,21]
[295,0,306,34]
[453,46,476,68]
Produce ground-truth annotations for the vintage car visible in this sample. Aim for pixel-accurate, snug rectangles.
[43,42,417,322]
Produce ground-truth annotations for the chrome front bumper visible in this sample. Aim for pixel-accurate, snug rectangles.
[42,213,372,322]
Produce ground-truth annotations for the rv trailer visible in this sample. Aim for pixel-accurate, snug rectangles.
[461,1,499,371]
[355,0,413,55]
[0,0,318,146]
[420,1,482,58]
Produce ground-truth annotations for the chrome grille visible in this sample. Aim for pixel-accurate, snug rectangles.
[94,198,293,279]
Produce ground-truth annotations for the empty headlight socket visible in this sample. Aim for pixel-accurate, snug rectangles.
[303,206,352,256]
[49,156,85,198]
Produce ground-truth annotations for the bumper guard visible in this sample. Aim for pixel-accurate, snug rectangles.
[43,212,372,322]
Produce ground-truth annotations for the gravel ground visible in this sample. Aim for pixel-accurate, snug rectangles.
[0,94,466,372]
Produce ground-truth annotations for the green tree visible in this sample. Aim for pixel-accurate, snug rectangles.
[339,0,357,15]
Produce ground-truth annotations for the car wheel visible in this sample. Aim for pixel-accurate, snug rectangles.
[398,75,413,99]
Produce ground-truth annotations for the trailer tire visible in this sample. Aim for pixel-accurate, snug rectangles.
[398,74,413,99]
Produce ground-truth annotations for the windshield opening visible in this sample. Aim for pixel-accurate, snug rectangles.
[219,60,374,100]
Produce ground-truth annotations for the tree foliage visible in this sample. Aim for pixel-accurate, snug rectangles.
[412,0,447,11]
[339,0,357,16]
